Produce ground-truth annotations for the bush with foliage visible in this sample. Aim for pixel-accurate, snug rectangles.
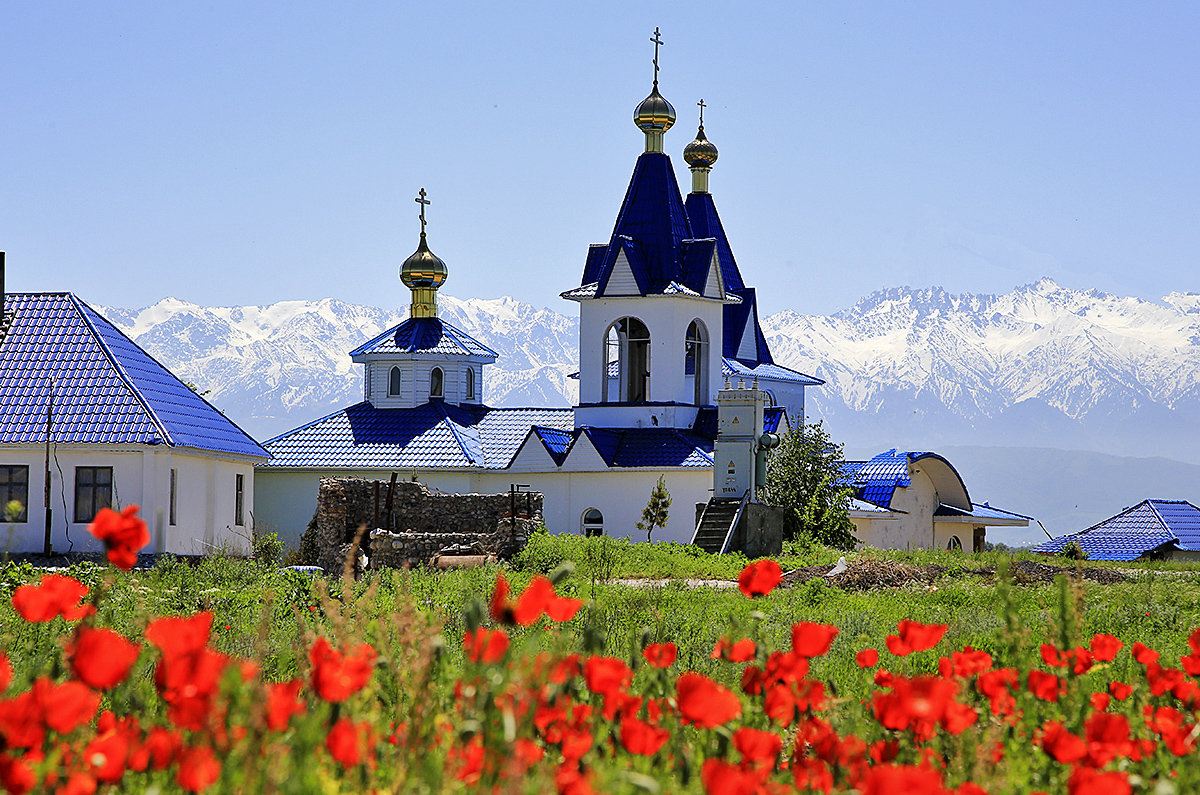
[763,421,858,549]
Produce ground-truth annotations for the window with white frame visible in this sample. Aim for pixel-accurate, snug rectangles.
[582,508,604,537]
[430,367,444,399]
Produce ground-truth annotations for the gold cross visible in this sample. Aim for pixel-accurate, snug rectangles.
[415,188,430,235]
[697,98,706,127]
[650,27,663,85]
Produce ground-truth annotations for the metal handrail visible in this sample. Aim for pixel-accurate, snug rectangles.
[719,490,752,554]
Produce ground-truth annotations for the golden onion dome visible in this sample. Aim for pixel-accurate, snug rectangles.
[399,233,448,289]
[683,124,718,168]
[634,84,676,133]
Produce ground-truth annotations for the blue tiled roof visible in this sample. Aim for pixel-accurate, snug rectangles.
[0,293,266,458]
[599,153,692,290]
[532,425,573,464]
[349,317,497,359]
[1034,499,1200,559]
[684,192,746,293]
[261,401,574,469]
[572,427,713,468]
[723,358,823,386]
[689,406,787,439]
[1147,500,1200,551]
[934,503,1031,522]
[842,450,911,508]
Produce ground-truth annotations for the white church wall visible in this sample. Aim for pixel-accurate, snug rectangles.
[365,358,476,408]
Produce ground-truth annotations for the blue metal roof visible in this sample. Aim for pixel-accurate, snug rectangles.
[684,192,746,293]
[261,401,575,470]
[349,317,497,359]
[934,503,1031,522]
[1034,499,1200,559]
[842,450,911,508]
[571,426,713,468]
[0,293,266,458]
[532,425,573,464]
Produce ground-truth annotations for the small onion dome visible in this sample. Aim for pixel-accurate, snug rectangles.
[683,125,718,168]
[400,233,448,289]
[634,84,676,133]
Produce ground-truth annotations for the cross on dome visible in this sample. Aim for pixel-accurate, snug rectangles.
[415,188,430,236]
[650,27,663,86]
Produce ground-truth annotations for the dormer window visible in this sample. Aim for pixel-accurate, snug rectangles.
[389,366,402,397]
[465,367,476,400]
[430,367,444,399]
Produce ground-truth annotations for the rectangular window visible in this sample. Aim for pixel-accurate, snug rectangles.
[0,466,29,523]
[234,473,244,527]
[169,468,177,526]
[74,466,113,523]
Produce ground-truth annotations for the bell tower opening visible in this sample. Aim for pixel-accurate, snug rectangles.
[685,319,709,405]
[603,317,651,403]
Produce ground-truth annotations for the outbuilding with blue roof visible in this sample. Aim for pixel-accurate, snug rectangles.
[1033,500,1200,561]
[0,285,268,556]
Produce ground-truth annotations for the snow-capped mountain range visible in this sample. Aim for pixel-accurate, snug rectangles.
[98,279,1200,463]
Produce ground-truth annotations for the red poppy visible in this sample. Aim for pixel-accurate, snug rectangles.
[491,573,583,625]
[792,757,833,794]
[940,646,993,679]
[88,505,150,571]
[145,612,214,659]
[1131,641,1159,665]
[700,758,759,795]
[1090,633,1123,662]
[712,637,756,662]
[176,745,221,793]
[792,622,839,658]
[1067,767,1131,795]
[326,717,374,767]
[83,729,130,784]
[141,727,181,770]
[1108,681,1132,700]
[1084,712,1133,767]
[58,773,97,795]
[546,593,584,623]
[619,715,668,756]
[871,676,958,732]
[885,620,947,656]
[0,652,10,695]
[737,559,782,598]
[643,642,677,668]
[856,649,879,668]
[11,574,92,623]
[69,627,140,690]
[308,637,377,702]
[0,753,36,795]
[858,764,948,795]
[265,679,305,732]
[676,672,742,728]
[583,656,632,698]
[733,726,782,765]
[1090,692,1111,711]
[463,627,509,664]
[1027,670,1063,702]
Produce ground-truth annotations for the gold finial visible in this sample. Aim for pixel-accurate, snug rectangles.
[650,27,663,86]
[400,187,448,319]
[634,27,676,153]
[415,187,430,236]
[684,100,719,192]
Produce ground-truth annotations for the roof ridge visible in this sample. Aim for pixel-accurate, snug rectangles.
[69,294,174,447]
[438,405,481,466]
[1143,500,1176,539]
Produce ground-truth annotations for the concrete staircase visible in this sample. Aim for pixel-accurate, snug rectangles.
[691,498,743,554]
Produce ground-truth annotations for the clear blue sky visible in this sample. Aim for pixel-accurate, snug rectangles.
[3,1,1196,316]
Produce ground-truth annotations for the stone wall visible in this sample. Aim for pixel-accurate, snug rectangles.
[309,477,543,573]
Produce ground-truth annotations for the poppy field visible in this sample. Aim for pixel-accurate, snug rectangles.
[0,508,1199,793]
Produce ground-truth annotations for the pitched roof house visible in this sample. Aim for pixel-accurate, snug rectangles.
[842,449,1030,551]
[1033,499,1200,561]
[0,288,268,556]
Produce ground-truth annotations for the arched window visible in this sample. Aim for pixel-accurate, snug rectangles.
[430,367,444,399]
[946,535,963,552]
[602,317,650,403]
[465,367,476,400]
[685,319,709,405]
[582,508,604,537]
[388,366,402,396]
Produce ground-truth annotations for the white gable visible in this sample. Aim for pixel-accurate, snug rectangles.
[559,434,611,471]
[602,250,639,296]
[703,252,724,299]
[508,431,562,472]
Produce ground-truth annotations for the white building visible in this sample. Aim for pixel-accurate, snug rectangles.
[254,59,821,549]
[0,289,268,556]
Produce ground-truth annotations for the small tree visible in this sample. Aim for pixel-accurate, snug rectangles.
[636,475,672,543]
[763,421,857,549]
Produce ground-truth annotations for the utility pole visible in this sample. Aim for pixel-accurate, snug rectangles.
[43,380,53,556]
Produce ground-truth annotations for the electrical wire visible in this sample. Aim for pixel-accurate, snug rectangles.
[52,444,73,554]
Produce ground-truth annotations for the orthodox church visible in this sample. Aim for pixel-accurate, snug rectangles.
[254,49,821,548]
